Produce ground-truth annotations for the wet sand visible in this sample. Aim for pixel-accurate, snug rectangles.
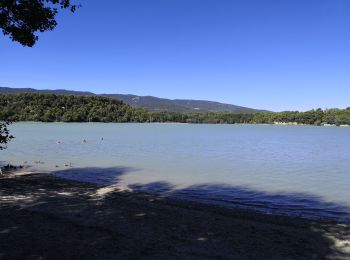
[1,173,349,259]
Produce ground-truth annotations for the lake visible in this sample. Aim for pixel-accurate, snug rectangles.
[2,122,350,221]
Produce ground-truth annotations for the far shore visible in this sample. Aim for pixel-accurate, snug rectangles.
[1,172,349,259]
[8,120,350,127]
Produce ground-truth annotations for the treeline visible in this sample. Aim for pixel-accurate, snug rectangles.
[0,93,349,125]
[147,109,350,125]
[251,109,350,125]
[0,93,148,122]
[147,111,253,124]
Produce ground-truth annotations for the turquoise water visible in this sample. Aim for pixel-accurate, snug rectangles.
[2,122,350,221]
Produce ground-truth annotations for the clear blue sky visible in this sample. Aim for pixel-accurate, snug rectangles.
[0,0,349,111]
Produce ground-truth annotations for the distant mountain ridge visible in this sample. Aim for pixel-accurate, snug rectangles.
[0,87,265,113]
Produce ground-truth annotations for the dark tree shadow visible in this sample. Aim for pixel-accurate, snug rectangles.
[53,166,137,185]
[128,181,176,194]
[127,182,350,223]
[0,169,349,259]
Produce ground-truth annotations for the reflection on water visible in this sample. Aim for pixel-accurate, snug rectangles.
[3,122,350,221]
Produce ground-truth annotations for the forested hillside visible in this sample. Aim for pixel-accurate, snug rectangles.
[0,93,349,125]
[0,87,263,113]
[0,93,148,122]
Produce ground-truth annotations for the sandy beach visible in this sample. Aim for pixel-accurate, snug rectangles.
[0,173,349,259]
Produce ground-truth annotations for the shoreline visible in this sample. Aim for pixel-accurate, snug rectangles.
[1,173,349,259]
[7,121,350,127]
[4,169,350,224]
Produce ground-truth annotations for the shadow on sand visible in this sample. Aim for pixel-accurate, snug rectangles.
[129,182,350,223]
[52,166,350,222]
[0,167,349,259]
[53,166,136,185]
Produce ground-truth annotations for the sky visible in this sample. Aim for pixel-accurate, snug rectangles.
[0,0,349,111]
